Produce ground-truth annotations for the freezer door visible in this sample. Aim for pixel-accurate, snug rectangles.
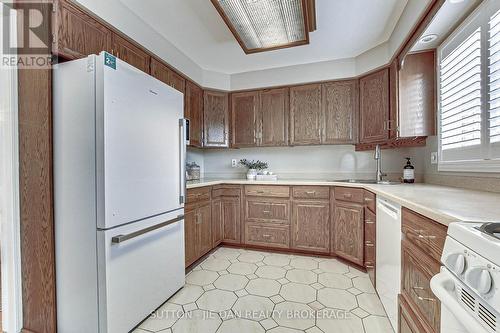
[96,53,185,229]
[97,210,185,333]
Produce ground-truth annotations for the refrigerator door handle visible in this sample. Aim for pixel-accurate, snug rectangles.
[111,214,184,244]
[179,118,188,204]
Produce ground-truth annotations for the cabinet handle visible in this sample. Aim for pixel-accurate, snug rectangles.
[412,286,436,302]
[365,242,374,247]
[262,210,271,214]
[262,234,271,238]
[364,197,373,202]
[366,264,375,269]
[306,191,316,195]
[418,234,436,240]
[365,220,375,224]
[343,193,352,198]
[257,190,266,194]
[196,213,202,224]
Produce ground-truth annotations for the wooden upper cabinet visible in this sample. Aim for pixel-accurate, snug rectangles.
[204,90,230,147]
[289,84,322,145]
[259,88,289,146]
[321,80,358,144]
[359,68,390,144]
[110,34,150,73]
[399,51,436,137]
[55,0,111,59]
[231,91,259,147]
[150,58,186,94]
[185,81,204,147]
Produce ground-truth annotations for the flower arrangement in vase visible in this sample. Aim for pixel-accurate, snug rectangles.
[239,159,269,180]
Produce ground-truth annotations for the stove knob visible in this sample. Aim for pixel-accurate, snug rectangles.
[466,267,493,295]
[445,253,466,276]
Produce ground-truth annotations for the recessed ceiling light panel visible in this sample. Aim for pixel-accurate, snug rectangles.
[211,0,316,54]
[420,34,439,43]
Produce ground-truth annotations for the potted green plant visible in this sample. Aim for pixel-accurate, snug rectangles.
[239,159,268,180]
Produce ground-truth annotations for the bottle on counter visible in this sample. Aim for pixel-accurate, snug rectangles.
[403,157,415,183]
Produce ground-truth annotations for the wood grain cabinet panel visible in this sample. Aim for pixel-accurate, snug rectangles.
[359,68,390,143]
[184,206,198,267]
[245,185,290,198]
[185,81,204,147]
[245,224,290,249]
[204,90,230,147]
[150,57,186,93]
[211,198,223,247]
[289,84,322,145]
[398,295,428,333]
[402,239,441,333]
[196,202,212,257]
[321,80,358,144]
[399,51,436,137]
[245,198,290,224]
[332,201,364,265]
[55,0,112,59]
[259,88,289,146]
[221,197,241,244]
[291,200,330,253]
[110,33,150,73]
[292,186,329,200]
[231,91,259,147]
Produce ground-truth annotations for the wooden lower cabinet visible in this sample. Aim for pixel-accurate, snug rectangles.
[332,200,364,266]
[184,201,212,267]
[245,223,290,248]
[211,198,223,247]
[291,200,329,253]
[398,294,428,333]
[212,186,242,245]
[184,206,198,267]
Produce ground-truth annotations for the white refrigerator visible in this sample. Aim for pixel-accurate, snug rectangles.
[53,52,187,333]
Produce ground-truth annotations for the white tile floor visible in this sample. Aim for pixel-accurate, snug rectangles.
[134,247,394,333]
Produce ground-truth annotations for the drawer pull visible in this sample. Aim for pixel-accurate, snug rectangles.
[366,264,374,268]
[365,242,374,247]
[343,193,353,198]
[257,190,266,194]
[418,234,436,240]
[412,286,436,302]
[364,197,373,202]
[262,210,271,214]
[365,220,375,224]
[306,191,316,195]
[262,234,271,238]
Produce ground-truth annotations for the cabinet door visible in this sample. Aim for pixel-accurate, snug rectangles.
[184,206,198,267]
[56,0,111,59]
[332,201,364,265]
[211,198,223,247]
[398,51,436,137]
[196,202,212,258]
[151,58,186,93]
[359,68,390,143]
[204,90,229,147]
[289,84,322,145]
[322,80,358,144]
[110,34,150,73]
[185,81,204,147]
[401,239,441,333]
[221,197,241,244]
[398,295,426,333]
[259,88,289,146]
[231,91,259,147]
[291,200,330,253]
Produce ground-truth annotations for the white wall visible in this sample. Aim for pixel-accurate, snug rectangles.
[189,145,425,181]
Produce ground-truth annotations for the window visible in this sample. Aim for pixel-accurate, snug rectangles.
[438,0,500,171]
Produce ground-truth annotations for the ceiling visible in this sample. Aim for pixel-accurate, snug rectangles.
[119,0,408,74]
[411,0,480,52]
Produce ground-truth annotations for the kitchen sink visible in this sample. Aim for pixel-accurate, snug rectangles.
[334,179,400,185]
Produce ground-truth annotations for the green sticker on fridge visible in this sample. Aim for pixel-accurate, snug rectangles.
[104,52,116,70]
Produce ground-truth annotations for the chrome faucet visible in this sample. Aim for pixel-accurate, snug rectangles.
[374,144,387,182]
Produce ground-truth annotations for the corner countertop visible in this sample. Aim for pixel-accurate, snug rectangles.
[187,178,500,226]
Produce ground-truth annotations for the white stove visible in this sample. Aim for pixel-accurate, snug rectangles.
[431,222,500,333]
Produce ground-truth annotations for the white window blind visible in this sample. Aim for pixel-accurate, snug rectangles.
[438,0,500,172]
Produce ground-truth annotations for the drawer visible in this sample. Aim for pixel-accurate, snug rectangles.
[245,185,290,198]
[245,198,290,224]
[186,187,211,204]
[402,239,441,333]
[402,208,447,262]
[292,186,329,200]
[334,186,364,203]
[364,240,375,265]
[212,185,241,198]
[364,190,376,212]
[364,208,376,243]
[245,223,290,248]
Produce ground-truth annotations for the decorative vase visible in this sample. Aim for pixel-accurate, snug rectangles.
[246,169,257,180]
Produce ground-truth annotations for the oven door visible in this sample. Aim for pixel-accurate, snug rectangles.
[430,268,489,333]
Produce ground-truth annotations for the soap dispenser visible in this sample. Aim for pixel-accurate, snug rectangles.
[403,157,415,183]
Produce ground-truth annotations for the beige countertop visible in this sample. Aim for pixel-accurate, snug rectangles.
[187,178,500,226]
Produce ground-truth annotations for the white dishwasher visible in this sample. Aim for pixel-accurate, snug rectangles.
[376,197,402,331]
